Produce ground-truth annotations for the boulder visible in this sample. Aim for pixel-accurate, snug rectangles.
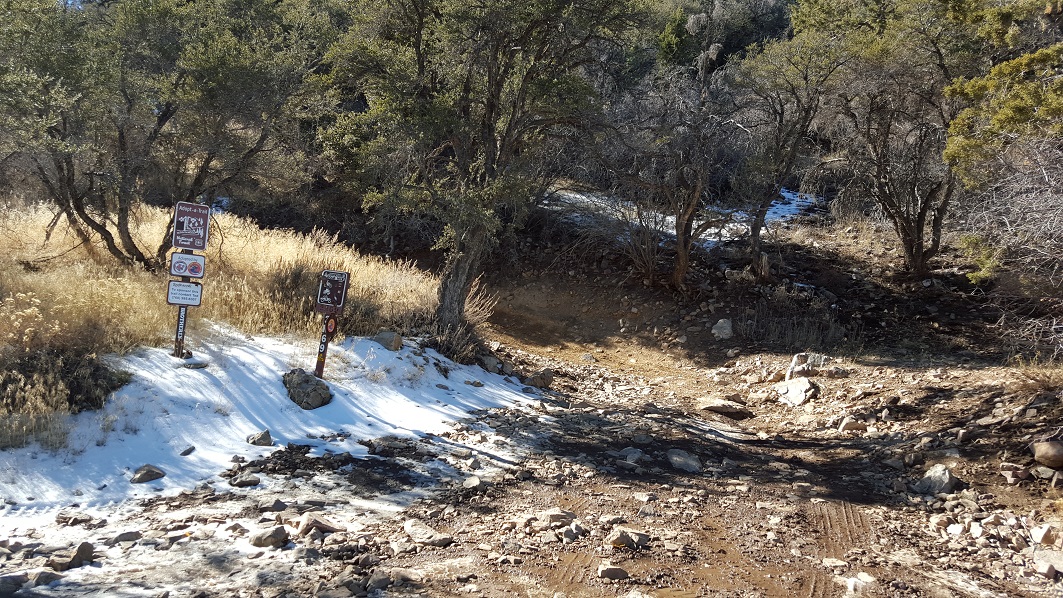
[597,564,630,580]
[46,542,94,572]
[246,430,273,446]
[282,368,332,410]
[130,464,165,484]
[372,331,403,351]
[1033,441,1063,468]
[229,473,261,488]
[250,526,290,549]
[403,519,453,547]
[911,464,959,495]
[524,369,554,389]
[697,396,753,420]
[666,449,702,473]
[774,378,819,406]
[711,319,734,340]
[605,527,650,549]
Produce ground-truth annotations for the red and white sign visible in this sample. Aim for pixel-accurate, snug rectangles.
[172,202,210,251]
[170,253,206,279]
[167,281,203,306]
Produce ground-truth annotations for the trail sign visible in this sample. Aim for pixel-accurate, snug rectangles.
[167,281,203,306]
[172,202,210,251]
[315,270,349,314]
[170,252,205,278]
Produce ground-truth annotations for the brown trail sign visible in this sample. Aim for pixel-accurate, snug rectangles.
[314,270,349,377]
[169,202,210,358]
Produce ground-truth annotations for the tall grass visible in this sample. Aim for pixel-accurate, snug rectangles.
[0,201,439,447]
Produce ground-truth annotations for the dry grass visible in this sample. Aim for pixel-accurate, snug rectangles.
[0,200,439,447]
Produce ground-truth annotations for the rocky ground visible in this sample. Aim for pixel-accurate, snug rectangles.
[3,218,1063,597]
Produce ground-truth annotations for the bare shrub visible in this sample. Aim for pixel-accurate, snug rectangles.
[736,285,856,351]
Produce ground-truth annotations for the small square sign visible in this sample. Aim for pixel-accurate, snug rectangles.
[315,270,349,314]
[172,202,210,251]
[170,253,206,279]
[167,281,203,306]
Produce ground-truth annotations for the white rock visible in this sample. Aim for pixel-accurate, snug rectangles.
[666,449,702,473]
[1032,524,1058,545]
[711,319,734,340]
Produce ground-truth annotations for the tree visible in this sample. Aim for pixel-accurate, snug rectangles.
[323,0,641,338]
[795,0,983,276]
[0,0,339,269]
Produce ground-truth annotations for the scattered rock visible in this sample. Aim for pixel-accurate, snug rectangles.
[403,519,454,547]
[524,369,554,389]
[537,508,577,526]
[838,416,867,432]
[246,430,273,447]
[774,377,819,406]
[911,464,959,495]
[605,527,651,549]
[711,319,734,341]
[250,526,290,549]
[107,530,143,546]
[27,569,63,587]
[597,563,629,580]
[180,446,196,456]
[282,368,333,410]
[130,464,165,484]
[462,476,491,492]
[666,449,702,473]
[46,542,94,572]
[296,513,346,537]
[1033,441,1063,468]
[697,396,753,420]
[372,331,403,351]
[229,473,261,488]
[55,510,93,526]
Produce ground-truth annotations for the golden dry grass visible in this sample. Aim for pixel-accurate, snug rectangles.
[0,200,439,446]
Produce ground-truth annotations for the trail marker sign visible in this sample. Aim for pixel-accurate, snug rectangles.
[172,202,209,251]
[167,281,203,306]
[315,270,349,315]
[170,252,205,278]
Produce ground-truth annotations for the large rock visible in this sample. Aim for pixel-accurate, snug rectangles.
[46,542,94,572]
[786,352,832,380]
[697,396,753,420]
[403,519,454,547]
[229,473,261,488]
[372,330,403,351]
[250,526,290,549]
[597,563,630,580]
[282,368,332,410]
[246,429,273,446]
[911,464,959,495]
[774,378,819,406]
[605,527,650,549]
[1033,441,1063,468]
[666,449,702,473]
[524,369,554,389]
[711,319,734,340]
[130,464,165,484]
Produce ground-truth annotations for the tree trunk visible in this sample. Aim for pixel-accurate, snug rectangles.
[435,223,490,334]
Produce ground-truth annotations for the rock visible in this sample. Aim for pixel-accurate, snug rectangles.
[403,519,454,547]
[462,476,490,492]
[107,530,143,546]
[697,397,753,420]
[229,473,261,488]
[282,368,332,410]
[246,430,273,446]
[259,498,288,512]
[0,573,29,596]
[786,353,832,380]
[130,464,165,484]
[524,369,554,389]
[838,416,868,432]
[911,464,959,495]
[774,378,819,406]
[27,569,63,587]
[479,354,501,372]
[367,569,392,591]
[1032,524,1058,545]
[250,526,290,549]
[180,446,196,456]
[1035,562,1057,579]
[597,563,629,580]
[666,449,702,473]
[821,557,848,568]
[46,542,94,572]
[55,510,93,526]
[372,330,403,351]
[537,508,577,526]
[1033,441,1063,468]
[711,319,734,340]
[297,513,346,537]
[605,527,651,549]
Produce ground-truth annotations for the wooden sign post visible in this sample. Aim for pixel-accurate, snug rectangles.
[313,270,349,377]
[169,202,209,358]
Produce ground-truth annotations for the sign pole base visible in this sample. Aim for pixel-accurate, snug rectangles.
[173,305,189,358]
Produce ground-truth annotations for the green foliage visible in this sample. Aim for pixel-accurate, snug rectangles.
[657,8,698,67]
[957,234,1002,284]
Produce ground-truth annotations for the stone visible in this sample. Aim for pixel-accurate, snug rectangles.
[1035,562,1057,579]
[250,526,290,549]
[774,378,819,406]
[524,369,554,389]
[130,464,165,484]
[259,499,288,512]
[605,527,651,549]
[246,430,273,446]
[28,569,63,587]
[0,573,29,596]
[786,353,832,380]
[372,330,403,351]
[403,519,454,547]
[537,508,577,526]
[711,319,734,340]
[666,449,702,473]
[46,542,94,572]
[1033,442,1063,468]
[55,510,93,526]
[366,569,392,591]
[229,473,261,488]
[821,557,848,568]
[462,476,490,492]
[1031,525,1058,545]
[838,417,868,432]
[297,513,346,537]
[180,446,196,456]
[697,397,753,420]
[282,368,333,409]
[597,563,630,580]
[911,464,959,495]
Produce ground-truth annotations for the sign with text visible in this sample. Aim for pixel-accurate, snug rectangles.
[314,270,349,314]
[167,281,203,306]
[171,202,210,251]
[170,252,205,279]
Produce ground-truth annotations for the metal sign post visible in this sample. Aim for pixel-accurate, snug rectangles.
[313,270,349,378]
[168,201,210,359]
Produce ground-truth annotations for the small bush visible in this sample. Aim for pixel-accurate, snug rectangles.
[736,285,857,351]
